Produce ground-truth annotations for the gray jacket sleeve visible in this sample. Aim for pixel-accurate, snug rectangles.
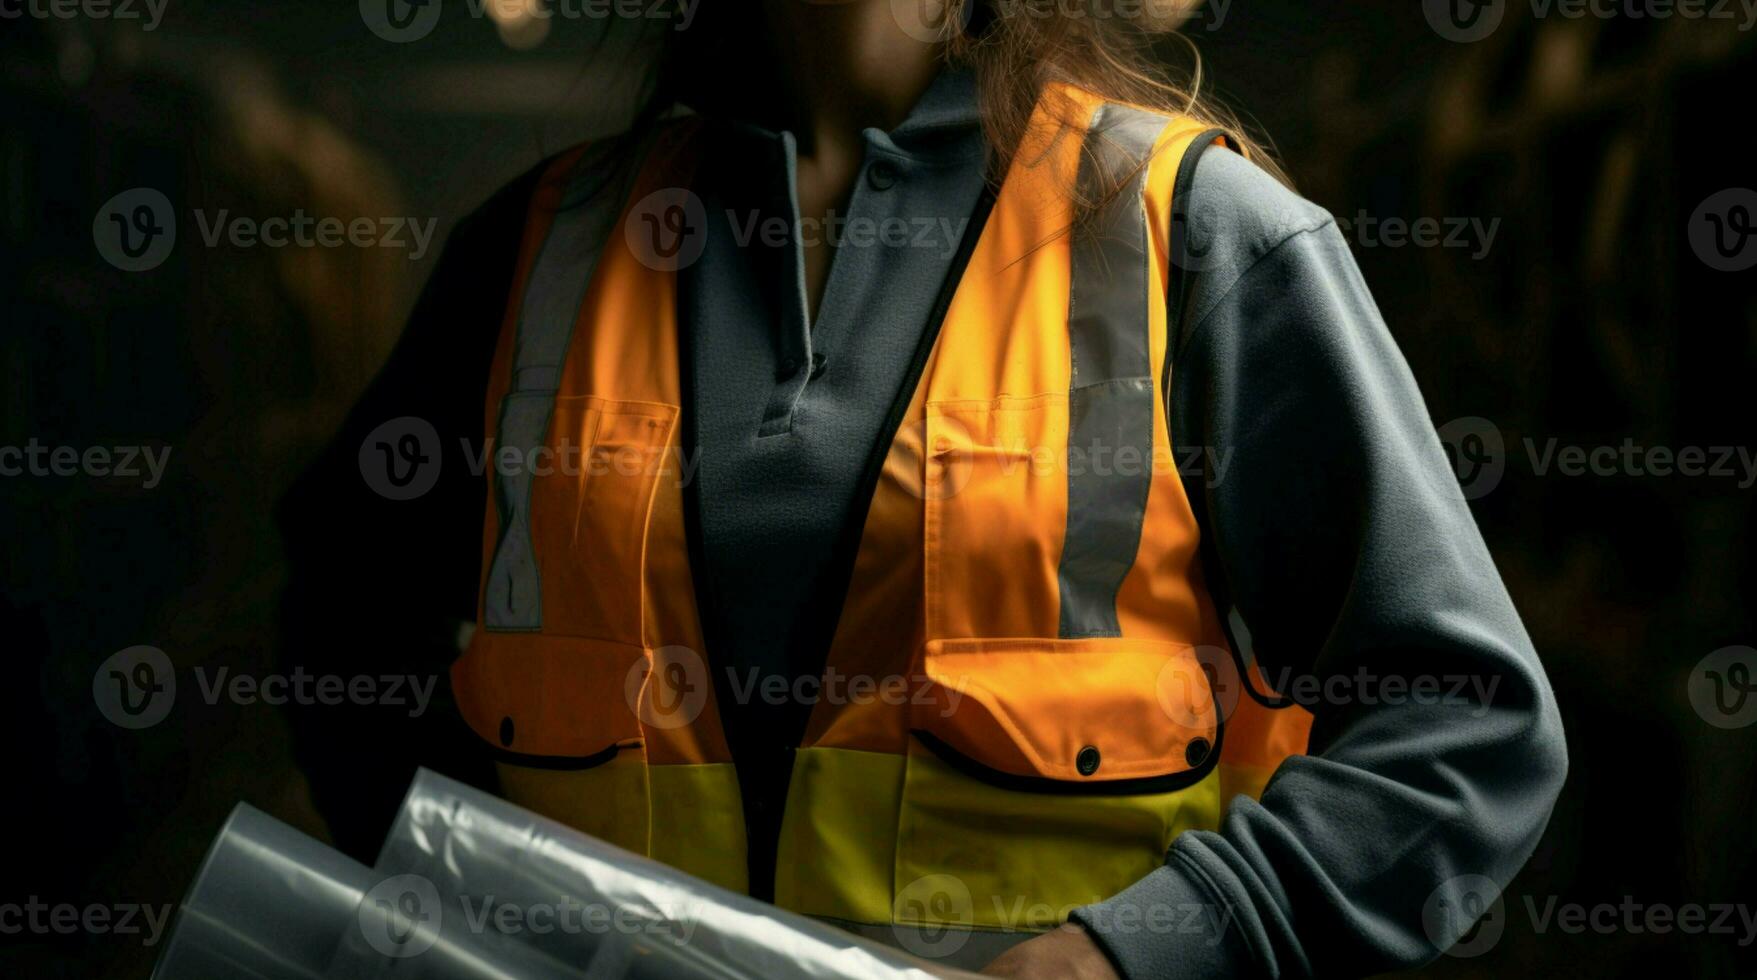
[1069,148,1568,978]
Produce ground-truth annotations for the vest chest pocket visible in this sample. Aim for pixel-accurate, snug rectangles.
[894,637,1224,932]
[923,394,1070,641]
[485,392,678,644]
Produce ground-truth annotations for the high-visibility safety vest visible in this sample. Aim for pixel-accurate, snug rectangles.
[452,83,1313,959]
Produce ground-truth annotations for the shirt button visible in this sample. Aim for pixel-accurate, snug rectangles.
[867,160,900,191]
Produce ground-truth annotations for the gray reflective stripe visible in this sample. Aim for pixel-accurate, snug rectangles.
[1058,103,1166,639]
[484,143,640,631]
[822,917,1038,973]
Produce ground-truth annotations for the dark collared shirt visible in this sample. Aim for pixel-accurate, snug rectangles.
[282,69,1566,980]
[680,67,985,742]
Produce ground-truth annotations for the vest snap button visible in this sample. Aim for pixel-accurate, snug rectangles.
[1185,737,1211,768]
[1076,745,1101,776]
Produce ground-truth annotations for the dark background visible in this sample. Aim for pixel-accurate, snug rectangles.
[3,1,1754,976]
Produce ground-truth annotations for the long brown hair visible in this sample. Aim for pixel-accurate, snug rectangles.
[943,1,1285,188]
[612,2,1283,199]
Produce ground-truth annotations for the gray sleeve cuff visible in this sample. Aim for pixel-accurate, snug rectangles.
[1069,849,1247,979]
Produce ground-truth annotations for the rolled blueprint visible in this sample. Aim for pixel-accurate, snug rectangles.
[370,768,954,980]
[151,803,584,980]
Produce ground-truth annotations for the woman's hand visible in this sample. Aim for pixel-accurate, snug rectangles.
[979,923,1121,979]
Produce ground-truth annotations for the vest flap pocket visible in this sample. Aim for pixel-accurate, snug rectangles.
[530,395,678,642]
[911,637,1219,793]
[453,629,646,766]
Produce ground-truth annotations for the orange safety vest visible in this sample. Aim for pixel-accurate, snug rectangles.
[453,83,1312,960]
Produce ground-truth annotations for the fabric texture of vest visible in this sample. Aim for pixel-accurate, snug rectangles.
[452,83,1313,961]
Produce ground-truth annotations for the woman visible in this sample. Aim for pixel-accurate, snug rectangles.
[284,2,1567,976]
